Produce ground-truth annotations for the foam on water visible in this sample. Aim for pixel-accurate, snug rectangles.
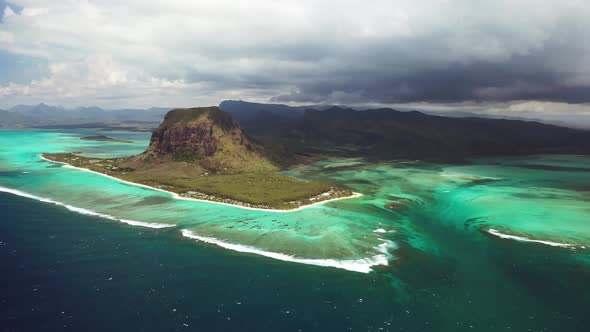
[373,228,396,234]
[2,132,587,274]
[487,228,575,248]
[181,229,394,273]
[0,186,176,229]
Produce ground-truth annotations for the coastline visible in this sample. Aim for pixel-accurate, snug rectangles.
[80,136,134,143]
[0,184,388,273]
[40,155,363,213]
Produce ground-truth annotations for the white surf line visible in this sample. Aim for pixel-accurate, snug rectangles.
[487,228,575,248]
[0,186,175,229]
[40,155,363,213]
[181,229,394,273]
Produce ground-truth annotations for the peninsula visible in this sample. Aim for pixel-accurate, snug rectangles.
[80,135,133,143]
[43,107,354,210]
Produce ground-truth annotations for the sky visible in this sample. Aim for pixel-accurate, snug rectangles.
[0,0,590,123]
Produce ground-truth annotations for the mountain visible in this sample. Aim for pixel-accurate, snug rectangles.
[7,100,590,162]
[136,106,278,173]
[292,107,590,160]
[215,101,590,161]
[0,109,21,127]
[9,102,61,114]
[43,106,349,209]
[219,100,306,122]
[218,100,353,142]
[218,100,345,122]
[0,103,171,129]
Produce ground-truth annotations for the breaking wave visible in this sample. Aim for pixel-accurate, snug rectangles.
[181,229,394,273]
[0,186,175,229]
[487,228,575,248]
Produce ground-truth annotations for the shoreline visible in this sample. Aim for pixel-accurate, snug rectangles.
[40,155,363,213]
[0,184,387,273]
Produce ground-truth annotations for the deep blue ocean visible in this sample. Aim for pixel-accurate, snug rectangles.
[0,193,405,331]
[2,191,590,331]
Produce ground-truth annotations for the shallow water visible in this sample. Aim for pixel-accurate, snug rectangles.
[1,129,589,331]
[0,129,399,272]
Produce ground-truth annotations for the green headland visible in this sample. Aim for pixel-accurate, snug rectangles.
[43,107,353,210]
[80,135,134,143]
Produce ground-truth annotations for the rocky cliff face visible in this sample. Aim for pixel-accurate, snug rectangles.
[140,107,277,172]
[147,120,220,158]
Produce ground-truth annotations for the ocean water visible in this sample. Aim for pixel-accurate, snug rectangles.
[1,129,589,331]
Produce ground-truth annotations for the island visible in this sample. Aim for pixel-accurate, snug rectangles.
[80,135,134,143]
[44,107,356,210]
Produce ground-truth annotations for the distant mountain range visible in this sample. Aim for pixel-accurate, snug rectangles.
[0,100,579,130]
[218,100,342,122]
[298,108,590,160]
[0,103,171,130]
[218,100,590,161]
[219,100,574,127]
[2,100,590,161]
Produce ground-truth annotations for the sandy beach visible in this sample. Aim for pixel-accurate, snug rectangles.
[40,155,363,213]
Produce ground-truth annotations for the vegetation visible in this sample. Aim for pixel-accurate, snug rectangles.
[42,153,352,210]
[225,103,590,162]
[42,107,356,209]
[171,150,202,162]
[142,107,279,172]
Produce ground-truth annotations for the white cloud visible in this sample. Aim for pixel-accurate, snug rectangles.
[0,54,280,108]
[0,30,13,43]
[487,101,590,116]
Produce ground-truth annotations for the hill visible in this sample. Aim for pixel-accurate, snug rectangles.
[0,103,170,129]
[137,107,278,173]
[219,100,307,122]
[216,102,590,161]
[294,107,590,160]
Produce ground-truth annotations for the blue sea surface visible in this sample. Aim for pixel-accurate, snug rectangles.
[1,129,590,331]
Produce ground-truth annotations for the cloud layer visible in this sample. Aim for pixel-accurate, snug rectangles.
[0,0,589,109]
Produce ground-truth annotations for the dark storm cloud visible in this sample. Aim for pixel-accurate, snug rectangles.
[2,0,590,108]
[272,33,590,104]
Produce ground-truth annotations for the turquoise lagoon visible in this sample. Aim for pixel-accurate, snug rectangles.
[1,130,589,272]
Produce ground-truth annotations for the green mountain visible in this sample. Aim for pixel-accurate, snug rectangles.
[218,103,590,161]
[219,100,309,122]
[295,107,590,160]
